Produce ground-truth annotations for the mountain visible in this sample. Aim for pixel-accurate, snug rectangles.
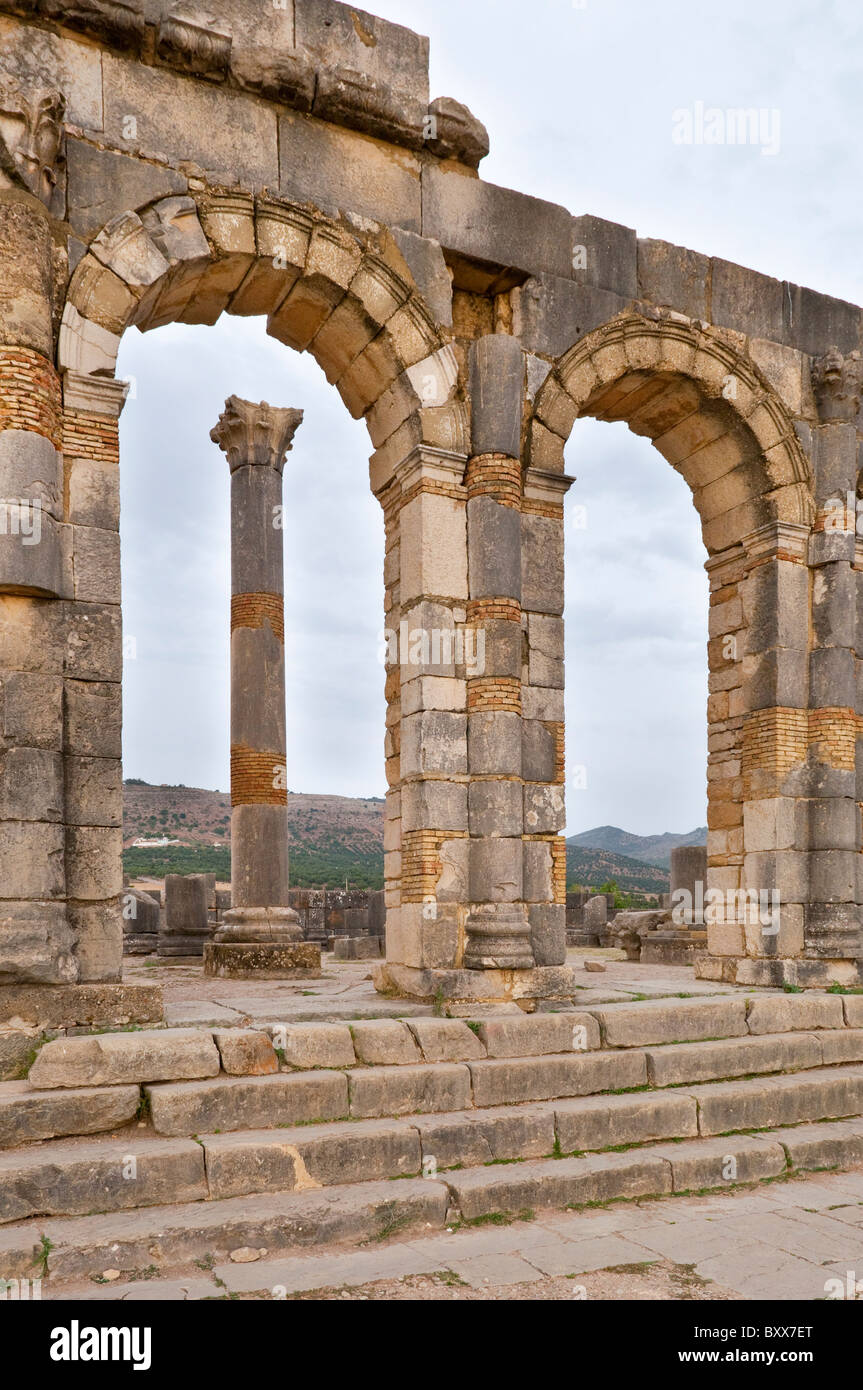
[122,781,385,889]
[565,845,670,897]
[567,824,707,869]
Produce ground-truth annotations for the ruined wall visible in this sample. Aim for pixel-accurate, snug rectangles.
[0,0,859,999]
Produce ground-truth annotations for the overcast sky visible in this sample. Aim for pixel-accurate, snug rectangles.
[117,0,863,836]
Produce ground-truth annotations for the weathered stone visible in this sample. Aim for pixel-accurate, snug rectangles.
[349,1020,422,1066]
[645,1032,822,1087]
[0,1080,139,1148]
[745,994,845,1035]
[476,1013,600,1057]
[589,997,748,1048]
[29,1028,220,1090]
[347,1062,471,1117]
[445,1150,671,1219]
[405,1018,486,1062]
[147,1072,349,1136]
[467,1050,646,1107]
[554,1090,698,1153]
[214,1029,278,1076]
[273,1022,356,1070]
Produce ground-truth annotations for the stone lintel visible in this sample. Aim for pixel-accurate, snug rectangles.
[375,443,468,499]
[522,466,575,505]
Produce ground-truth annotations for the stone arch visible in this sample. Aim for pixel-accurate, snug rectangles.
[52,189,469,983]
[528,311,813,555]
[525,312,828,987]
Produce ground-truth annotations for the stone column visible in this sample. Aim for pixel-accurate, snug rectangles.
[204,395,319,979]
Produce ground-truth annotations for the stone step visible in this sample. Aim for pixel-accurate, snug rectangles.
[0,1178,450,1283]
[585,992,852,1048]
[0,1082,141,1149]
[643,1029,863,1086]
[686,1064,863,1136]
[28,1029,221,1090]
[0,1135,207,1224]
[147,1070,350,1136]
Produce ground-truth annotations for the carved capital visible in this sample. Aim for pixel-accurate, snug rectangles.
[0,75,64,206]
[210,396,303,473]
[811,346,863,423]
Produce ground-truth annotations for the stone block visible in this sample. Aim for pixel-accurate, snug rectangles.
[529,903,567,965]
[475,1013,600,1057]
[123,889,160,936]
[692,1069,863,1136]
[468,780,523,837]
[390,227,452,326]
[467,1050,646,1107]
[522,685,565,722]
[64,603,122,682]
[147,1071,349,1136]
[66,138,188,240]
[523,841,553,903]
[214,1029,279,1076]
[0,430,62,517]
[67,458,120,532]
[399,492,467,603]
[588,997,748,1048]
[415,1106,552,1168]
[64,755,123,828]
[528,613,564,688]
[480,618,521,680]
[347,1062,471,1118]
[164,874,209,935]
[645,1032,822,1086]
[349,1020,421,1066]
[512,273,626,357]
[467,496,521,601]
[421,166,577,282]
[745,993,845,1034]
[637,238,709,319]
[0,1080,140,1148]
[524,783,565,834]
[401,710,467,777]
[522,720,558,783]
[710,257,786,341]
[69,899,124,983]
[468,710,522,776]
[469,334,523,458]
[521,512,564,616]
[400,780,468,833]
[29,1028,220,1090]
[554,1090,698,1154]
[469,837,523,903]
[808,644,855,711]
[405,1018,486,1062]
[268,1022,356,1070]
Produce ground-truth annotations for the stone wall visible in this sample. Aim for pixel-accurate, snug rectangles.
[0,0,860,1001]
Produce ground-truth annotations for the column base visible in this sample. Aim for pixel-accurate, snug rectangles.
[215,906,303,945]
[463,904,535,970]
[203,942,322,979]
[373,961,580,1007]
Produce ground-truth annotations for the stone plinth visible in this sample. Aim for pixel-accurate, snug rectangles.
[203,942,322,979]
[373,961,581,1007]
[0,983,163,1029]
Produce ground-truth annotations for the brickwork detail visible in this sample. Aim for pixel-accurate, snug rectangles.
[0,348,61,446]
[62,410,121,466]
[467,675,521,713]
[231,592,285,644]
[401,827,468,902]
[230,745,287,806]
[464,452,521,506]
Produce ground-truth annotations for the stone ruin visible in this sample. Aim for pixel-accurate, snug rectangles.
[0,0,861,1040]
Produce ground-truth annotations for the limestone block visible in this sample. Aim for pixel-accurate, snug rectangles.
[123,889,159,936]
[469,334,523,458]
[347,1063,471,1118]
[523,840,553,902]
[524,784,565,834]
[390,227,452,326]
[71,526,121,604]
[64,680,122,759]
[812,422,857,503]
[467,1051,646,1108]
[400,780,467,833]
[0,672,62,752]
[529,902,567,965]
[528,614,564,688]
[67,458,120,531]
[468,780,523,837]
[270,1023,356,1070]
[522,720,557,783]
[63,755,122,829]
[65,826,123,900]
[406,1018,486,1062]
[476,1013,599,1058]
[469,837,522,903]
[746,992,844,1036]
[0,509,65,598]
[637,238,709,319]
[809,849,857,902]
[65,139,188,240]
[421,166,576,281]
[398,599,458,677]
[57,304,121,374]
[64,603,122,682]
[807,797,858,851]
[69,898,123,982]
[812,563,856,649]
[401,675,466,715]
[512,273,626,358]
[743,649,807,712]
[467,496,521,601]
[468,710,522,776]
[0,902,76,986]
[164,874,209,935]
[103,53,279,189]
[435,838,470,905]
[522,685,565,722]
[214,1030,279,1076]
[147,1071,348,1136]
[399,492,468,603]
[521,513,564,616]
[810,646,855,708]
[710,257,786,342]
[30,1028,220,1090]
[0,1081,141,1148]
[645,1033,821,1087]
[349,1020,422,1066]
[743,798,804,853]
[1,821,65,901]
[481,618,521,680]
[400,710,467,777]
[588,997,747,1048]
[0,431,62,518]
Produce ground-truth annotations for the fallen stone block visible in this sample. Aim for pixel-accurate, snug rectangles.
[0,1081,140,1149]
[147,1071,349,1136]
[405,1018,486,1062]
[347,1063,472,1118]
[29,1029,220,1090]
[467,1050,647,1108]
[475,1012,600,1058]
[0,1136,206,1223]
[213,1030,278,1076]
[350,1020,422,1066]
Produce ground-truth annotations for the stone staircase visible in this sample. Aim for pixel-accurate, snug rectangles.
[3,992,863,1291]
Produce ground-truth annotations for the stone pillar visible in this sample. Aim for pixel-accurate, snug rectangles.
[204,396,320,979]
[0,76,74,986]
[670,845,708,925]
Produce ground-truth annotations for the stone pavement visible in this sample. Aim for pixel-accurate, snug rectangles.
[55,1164,863,1302]
[125,949,764,1029]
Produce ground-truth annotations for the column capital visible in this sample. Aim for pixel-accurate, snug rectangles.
[210,395,303,473]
